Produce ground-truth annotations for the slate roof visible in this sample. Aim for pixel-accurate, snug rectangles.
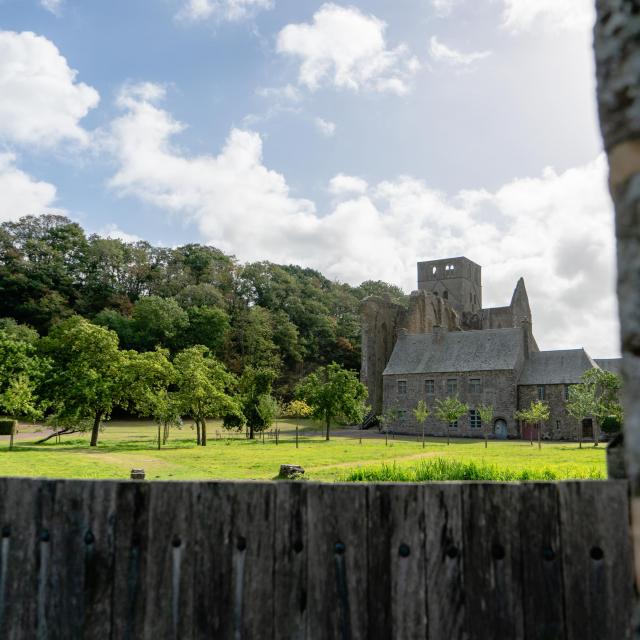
[383,328,525,375]
[518,349,597,385]
[595,358,623,375]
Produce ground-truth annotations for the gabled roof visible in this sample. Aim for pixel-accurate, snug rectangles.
[518,349,597,385]
[383,328,525,375]
[595,358,623,375]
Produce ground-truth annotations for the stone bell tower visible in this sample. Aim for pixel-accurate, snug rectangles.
[417,256,482,318]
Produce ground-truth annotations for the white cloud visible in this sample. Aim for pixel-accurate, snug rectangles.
[502,0,595,33]
[178,0,273,22]
[429,36,491,66]
[276,4,420,95]
[0,153,59,222]
[328,173,368,196]
[431,0,462,17]
[256,84,303,102]
[0,31,99,148]
[40,0,63,15]
[97,224,141,243]
[314,117,336,137]
[107,85,619,356]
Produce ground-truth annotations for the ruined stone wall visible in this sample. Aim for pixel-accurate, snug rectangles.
[360,291,461,414]
[382,369,519,438]
[517,384,582,441]
[480,278,532,330]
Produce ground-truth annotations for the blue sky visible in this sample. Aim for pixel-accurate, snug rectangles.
[0,0,619,357]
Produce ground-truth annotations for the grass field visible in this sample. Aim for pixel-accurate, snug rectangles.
[0,419,606,481]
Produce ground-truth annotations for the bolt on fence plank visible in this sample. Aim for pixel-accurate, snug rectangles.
[558,480,634,640]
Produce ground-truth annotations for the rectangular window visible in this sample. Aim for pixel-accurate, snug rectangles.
[556,420,561,431]
[424,379,435,395]
[564,385,570,401]
[449,420,458,429]
[537,385,545,401]
[398,410,407,422]
[469,409,482,429]
[447,378,458,395]
[397,380,407,395]
[469,378,482,393]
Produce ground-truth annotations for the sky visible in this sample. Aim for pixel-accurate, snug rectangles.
[0,0,620,357]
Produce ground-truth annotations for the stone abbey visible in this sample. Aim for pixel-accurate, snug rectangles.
[360,257,620,440]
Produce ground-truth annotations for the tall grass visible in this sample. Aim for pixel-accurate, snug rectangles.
[342,457,605,482]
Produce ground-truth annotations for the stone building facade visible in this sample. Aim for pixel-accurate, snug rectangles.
[361,257,621,440]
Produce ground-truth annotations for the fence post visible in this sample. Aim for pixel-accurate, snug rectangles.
[9,420,15,450]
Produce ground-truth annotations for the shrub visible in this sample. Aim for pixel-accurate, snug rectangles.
[282,400,312,419]
[341,458,604,482]
[0,419,17,435]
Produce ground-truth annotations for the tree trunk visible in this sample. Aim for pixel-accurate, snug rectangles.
[249,425,254,440]
[594,5,640,628]
[538,422,542,450]
[90,411,102,447]
[157,422,161,450]
[36,428,79,444]
[325,416,330,441]
[163,422,169,445]
[201,418,207,446]
[594,419,600,447]
[196,420,201,446]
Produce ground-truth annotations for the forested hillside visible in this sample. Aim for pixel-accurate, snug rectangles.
[0,215,406,395]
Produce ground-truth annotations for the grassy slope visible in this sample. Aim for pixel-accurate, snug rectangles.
[0,419,606,481]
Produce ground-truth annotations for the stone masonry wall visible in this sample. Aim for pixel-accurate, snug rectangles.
[383,369,519,438]
[517,384,583,441]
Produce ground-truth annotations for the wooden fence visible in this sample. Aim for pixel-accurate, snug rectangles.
[0,477,634,639]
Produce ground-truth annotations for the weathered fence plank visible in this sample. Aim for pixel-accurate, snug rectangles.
[0,478,634,639]
[519,482,566,640]
[423,483,465,640]
[274,481,308,640]
[462,484,524,640]
[558,480,634,640]
[367,483,427,640]
[306,484,369,640]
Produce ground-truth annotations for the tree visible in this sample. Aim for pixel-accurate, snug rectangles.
[174,346,241,446]
[413,399,430,448]
[125,348,179,449]
[283,400,312,419]
[296,362,367,440]
[379,406,400,434]
[516,400,550,450]
[477,404,494,448]
[178,306,230,356]
[39,317,127,446]
[566,369,623,447]
[237,367,278,439]
[131,296,189,351]
[0,328,48,423]
[434,397,469,445]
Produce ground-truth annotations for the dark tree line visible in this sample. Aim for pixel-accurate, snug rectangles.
[0,214,406,395]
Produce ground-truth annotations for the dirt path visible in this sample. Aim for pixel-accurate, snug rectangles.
[306,450,440,472]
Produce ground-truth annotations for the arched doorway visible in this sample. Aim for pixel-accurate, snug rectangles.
[494,418,508,439]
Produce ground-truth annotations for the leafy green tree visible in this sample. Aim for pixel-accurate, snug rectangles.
[237,367,277,439]
[283,399,313,419]
[257,395,279,433]
[0,328,49,423]
[379,406,400,434]
[413,399,430,447]
[296,362,367,440]
[125,348,179,449]
[178,306,230,355]
[566,368,623,447]
[132,296,189,351]
[516,400,550,449]
[174,346,241,446]
[434,397,469,445]
[39,316,128,446]
[477,404,494,448]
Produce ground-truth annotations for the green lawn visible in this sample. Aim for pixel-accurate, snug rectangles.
[0,419,606,481]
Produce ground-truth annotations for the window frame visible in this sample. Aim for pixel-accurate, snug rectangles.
[447,378,458,396]
[424,379,435,395]
[469,378,482,394]
[397,379,407,395]
[537,385,545,401]
[469,409,482,429]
